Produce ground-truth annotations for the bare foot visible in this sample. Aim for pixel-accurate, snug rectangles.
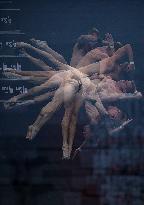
[62,144,70,160]
[26,125,38,140]
[9,100,34,110]
[4,68,15,72]
[30,38,48,49]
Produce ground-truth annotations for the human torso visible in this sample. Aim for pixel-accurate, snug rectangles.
[77,46,109,68]
[70,34,103,67]
[97,77,122,98]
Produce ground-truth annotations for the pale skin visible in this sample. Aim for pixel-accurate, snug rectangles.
[30,38,67,64]
[4,75,141,159]
[19,33,111,71]
[72,104,133,160]
[17,42,69,71]
[12,39,134,80]
[70,34,97,67]
[56,43,135,159]
[5,72,141,159]
[5,40,132,104]
[3,39,137,159]
[76,46,109,68]
[28,33,115,70]
[12,33,117,77]
[59,75,142,159]
[70,32,113,67]
[76,33,115,68]
[25,74,110,159]
[5,42,135,104]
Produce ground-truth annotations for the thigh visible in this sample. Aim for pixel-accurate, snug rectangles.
[79,63,100,76]
[73,94,83,113]
[63,80,79,104]
[85,101,100,122]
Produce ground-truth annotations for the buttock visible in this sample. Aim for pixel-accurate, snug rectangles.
[64,78,82,92]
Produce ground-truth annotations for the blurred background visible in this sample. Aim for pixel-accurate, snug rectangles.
[0,0,144,204]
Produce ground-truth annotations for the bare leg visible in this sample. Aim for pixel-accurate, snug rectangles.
[33,90,55,103]
[4,75,61,109]
[17,42,70,71]
[79,62,100,76]
[61,104,74,159]
[68,95,82,158]
[78,44,134,76]
[61,93,83,160]
[30,38,67,64]
[72,125,92,160]
[3,71,29,79]
[76,48,108,68]
[26,87,64,140]
[72,101,100,159]
[5,90,55,110]
[21,48,53,71]
[70,43,84,67]
[26,80,80,140]
[4,69,51,84]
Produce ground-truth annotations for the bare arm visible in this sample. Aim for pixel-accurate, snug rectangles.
[112,44,134,69]
[70,43,84,67]
[17,42,70,71]
[76,48,108,68]
[5,68,57,78]
[109,119,133,135]
[3,71,48,84]
[4,90,55,110]
[44,46,67,64]
[21,48,53,71]
[30,38,67,64]
[102,92,142,102]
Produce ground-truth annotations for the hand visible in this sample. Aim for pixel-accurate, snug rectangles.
[127,63,135,71]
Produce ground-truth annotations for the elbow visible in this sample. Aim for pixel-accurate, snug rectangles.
[125,43,131,50]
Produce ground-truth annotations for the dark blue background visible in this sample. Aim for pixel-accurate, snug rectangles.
[1,0,144,204]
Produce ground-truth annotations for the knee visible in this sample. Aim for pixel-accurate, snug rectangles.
[124,44,131,50]
[31,86,41,93]
[40,106,53,117]
[61,116,69,128]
